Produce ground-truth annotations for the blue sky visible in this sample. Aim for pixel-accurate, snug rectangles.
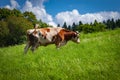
[44,0,120,16]
[0,0,120,26]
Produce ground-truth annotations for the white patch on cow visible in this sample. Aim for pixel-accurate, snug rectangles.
[33,27,63,44]
[27,29,35,34]
[46,27,62,41]
[39,35,49,44]
[46,29,56,41]
[33,33,39,39]
[40,27,62,42]
[55,27,63,32]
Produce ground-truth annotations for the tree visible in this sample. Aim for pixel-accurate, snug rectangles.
[38,19,49,28]
[12,9,23,17]
[81,24,92,33]
[57,24,60,27]
[79,21,83,25]
[23,11,37,25]
[0,8,54,46]
[93,20,98,26]
[116,19,120,28]
[72,22,77,31]
[92,20,106,32]
[68,25,71,30]
[0,8,23,21]
[0,21,9,37]
[76,25,83,32]
[111,18,116,29]
[0,8,11,20]
[5,16,33,45]
[62,22,67,29]
[92,20,98,32]
[106,19,112,29]
[0,21,9,46]
[75,21,83,32]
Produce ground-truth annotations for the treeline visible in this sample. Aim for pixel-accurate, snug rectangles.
[0,8,120,47]
[0,8,49,47]
[61,19,120,33]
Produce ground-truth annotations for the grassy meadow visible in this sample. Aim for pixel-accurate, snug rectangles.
[0,29,120,80]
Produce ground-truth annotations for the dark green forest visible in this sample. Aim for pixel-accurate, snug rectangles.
[0,8,120,47]
[0,8,49,47]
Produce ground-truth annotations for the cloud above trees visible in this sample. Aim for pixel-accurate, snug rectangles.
[22,0,56,26]
[4,0,20,9]
[56,9,120,26]
[4,0,120,26]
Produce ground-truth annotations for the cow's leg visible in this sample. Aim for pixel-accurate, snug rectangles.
[56,43,61,49]
[30,42,39,53]
[24,42,31,54]
[55,41,67,49]
[59,41,67,48]
[31,44,36,53]
[55,38,61,49]
[31,46,35,52]
[59,40,67,47]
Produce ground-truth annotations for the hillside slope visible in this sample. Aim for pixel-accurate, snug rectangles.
[0,29,120,80]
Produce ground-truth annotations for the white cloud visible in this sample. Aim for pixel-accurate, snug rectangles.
[4,5,11,9]
[30,0,45,8]
[80,11,120,24]
[3,0,120,27]
[4,0,20,9]
[55,9,81,26]
[10,0,20,8]
[55,9,120,26]
[22,0,32,11]
[22,0,57,27]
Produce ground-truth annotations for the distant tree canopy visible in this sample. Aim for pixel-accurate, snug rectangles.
[0,8,120,47]
[23,11,37,25]
[6,16,33,45]
[60,18,120,33]
[0,8,23,20]
[38,19,50,28]
[62,22,67,29]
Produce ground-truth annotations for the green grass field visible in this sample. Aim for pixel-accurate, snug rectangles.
[0,29,120,80]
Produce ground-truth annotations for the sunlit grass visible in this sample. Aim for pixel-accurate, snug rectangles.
[0,29,120,80]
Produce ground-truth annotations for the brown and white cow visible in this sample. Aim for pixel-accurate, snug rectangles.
[24,27,80,53]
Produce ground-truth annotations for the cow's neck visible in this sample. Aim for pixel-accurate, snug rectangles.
[64,32,75,41]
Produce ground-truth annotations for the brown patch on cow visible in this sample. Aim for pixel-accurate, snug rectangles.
[39,28,51,39]
[58,29,76,41]
[33,30,37,34]
[42,28,50,32]
[39,29,47,37]
[45,28,50,32]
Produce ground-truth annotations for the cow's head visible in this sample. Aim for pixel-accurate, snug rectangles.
[71,31,80,43]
